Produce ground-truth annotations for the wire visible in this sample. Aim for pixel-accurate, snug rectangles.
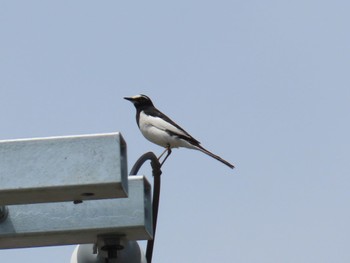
[129,152,162,263]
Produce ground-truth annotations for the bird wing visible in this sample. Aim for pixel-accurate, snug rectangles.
[143,107,200,145]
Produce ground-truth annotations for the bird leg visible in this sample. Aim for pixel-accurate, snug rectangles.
[158,145,172,167]
[158,147,168,160]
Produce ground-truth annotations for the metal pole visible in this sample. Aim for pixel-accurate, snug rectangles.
[129,152,162,263]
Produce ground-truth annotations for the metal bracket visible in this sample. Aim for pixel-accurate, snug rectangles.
[0,132,128,205]
[96,235,125,259]
[0,176,152,249]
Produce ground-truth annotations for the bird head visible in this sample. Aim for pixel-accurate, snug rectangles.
[124,94,154,108]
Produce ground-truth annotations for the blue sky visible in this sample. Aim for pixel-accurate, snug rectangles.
[1,1,349,262]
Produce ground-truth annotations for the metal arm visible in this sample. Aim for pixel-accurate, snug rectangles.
[129,152,162,263]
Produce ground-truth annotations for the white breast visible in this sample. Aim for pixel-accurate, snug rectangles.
[138,111,196,149]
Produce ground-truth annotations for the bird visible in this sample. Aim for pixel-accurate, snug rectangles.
[124,94,234,169]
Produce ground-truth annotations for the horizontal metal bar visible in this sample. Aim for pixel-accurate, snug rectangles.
[0,176,152,249]
[0,132,128,205]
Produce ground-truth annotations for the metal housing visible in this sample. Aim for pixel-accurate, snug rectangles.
[0,133,128,205]
[0,176,152,249]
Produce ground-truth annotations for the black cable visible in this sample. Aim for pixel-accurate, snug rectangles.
[0,206,8,223]
[129,152,162,263]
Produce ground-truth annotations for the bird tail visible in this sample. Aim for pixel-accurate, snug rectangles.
[196,145,235,169]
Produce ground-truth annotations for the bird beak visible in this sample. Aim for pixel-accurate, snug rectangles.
[124,97,134,102]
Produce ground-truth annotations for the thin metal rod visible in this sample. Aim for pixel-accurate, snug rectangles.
[129,152,162,263]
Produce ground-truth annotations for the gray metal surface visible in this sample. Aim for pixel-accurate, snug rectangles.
[0,176,152,249]
[0,132,128,205]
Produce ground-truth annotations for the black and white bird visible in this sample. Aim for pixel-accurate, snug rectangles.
[124,94,234,169]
